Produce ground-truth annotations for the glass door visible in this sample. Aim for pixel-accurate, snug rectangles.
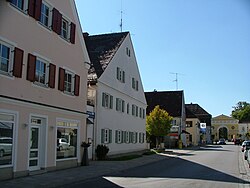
[29,126,40,171]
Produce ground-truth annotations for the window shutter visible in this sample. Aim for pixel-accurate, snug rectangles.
[52,8,62,35]
[34,0,42,21]
[27,53,36,82]
[58,67,65,91]
[74,74,80,96]
[135,133,138,143]
[48,63,56,88]
[70,22,76,44]
[116,98,119,111]
[122,100,125,112]
[102,93,105,107]
[109,95,113,109]
[115,130,118,143]
[101,129,105,143]
[28,0,35,17]
[13,47,23,78]
[109,129,112,143]
[116,67,119,80]
[122,71,125,83]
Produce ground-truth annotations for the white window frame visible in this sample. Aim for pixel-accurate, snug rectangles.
[116,98,125,113]
[0,40,14,77]
[39,1,52,29]
[61,16,70,41]
[116,130,122,144]
[102,93,113,109]
[126,131,130,144]
[64,70,75,95]
[116,67,125,83]
[9,0,28,13]
[34,57,49,87]
[101,128,112,144]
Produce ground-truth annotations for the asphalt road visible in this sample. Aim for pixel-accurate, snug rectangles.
[63,144,249,188]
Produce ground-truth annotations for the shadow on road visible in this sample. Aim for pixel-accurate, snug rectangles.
[104,154,249,186]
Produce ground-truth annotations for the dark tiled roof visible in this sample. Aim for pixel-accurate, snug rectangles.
[186,107,198,118]
[84,32,129,81]
[145,90,184,117]
[186,103,212,126]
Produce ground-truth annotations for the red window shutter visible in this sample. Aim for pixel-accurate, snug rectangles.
[48,63,56,88]
[34,0,42,21]
[13,47,24,78]
[74,74,80,96]
[27,53,36,82]
[52,8,62,35]
[70,22,76,44]
[28,0,35,17]
[58,67,65,91]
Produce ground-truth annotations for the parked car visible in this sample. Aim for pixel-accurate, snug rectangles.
[218,138,226,145]
[0,137,12,157]
[57,138,70,151]
[241,141,250,152]
[244,142,250,160]
[234,139,242,145]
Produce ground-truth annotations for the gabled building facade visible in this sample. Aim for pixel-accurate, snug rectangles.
[0,0,90,180]
[84,32,147,156]
[211,114,239,141]
[145,90,187,147]
[185,107,200,146]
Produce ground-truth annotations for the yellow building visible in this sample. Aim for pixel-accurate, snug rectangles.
[211,114,239,141]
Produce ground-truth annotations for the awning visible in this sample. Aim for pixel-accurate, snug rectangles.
[86,118,94,124]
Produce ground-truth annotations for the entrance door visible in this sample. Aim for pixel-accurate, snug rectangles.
[29,126,40,171]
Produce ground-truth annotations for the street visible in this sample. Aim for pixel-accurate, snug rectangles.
[63,144,249,188]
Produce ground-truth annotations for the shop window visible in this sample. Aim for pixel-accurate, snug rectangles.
[0,113,14,166]
[56,120,78,160]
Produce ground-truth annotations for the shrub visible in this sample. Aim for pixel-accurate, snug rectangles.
[95,145,109,160]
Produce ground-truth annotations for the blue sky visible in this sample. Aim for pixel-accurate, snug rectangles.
[75,0,250,117]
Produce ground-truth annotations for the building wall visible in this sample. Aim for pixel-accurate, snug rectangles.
[211,115,239,141]
[94,34,147,155]
[0,0,89,180]
[186,118,200,146]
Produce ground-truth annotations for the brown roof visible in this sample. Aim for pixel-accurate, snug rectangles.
[84,32,129,81]
[145,90,184,117]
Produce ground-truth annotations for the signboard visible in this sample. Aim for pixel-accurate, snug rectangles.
[170,125,179,133]
[86,111,95,119]
[200,123,206,129]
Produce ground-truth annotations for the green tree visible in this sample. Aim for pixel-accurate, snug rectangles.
[232,102,250,122]
[146,105,173,148]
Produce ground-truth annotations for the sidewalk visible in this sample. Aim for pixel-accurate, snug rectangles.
[0,153,169,188]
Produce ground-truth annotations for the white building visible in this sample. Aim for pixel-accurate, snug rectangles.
[84,32,147,156]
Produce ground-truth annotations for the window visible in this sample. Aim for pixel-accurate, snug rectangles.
[115,130,122,144]
[102,93,113,109]
[139,133,145,143]
[132,77,139,91]
[8,0,28,12]
[0,40,23,77]
[139,108,142,118]
[132,104,135,116]
[35,58,47,85]
[127,103,129,114]
[116,67,125,83]
[132,132,137,144]
[101,129,112,144]
[186,121,193,127]
[0,113,14,165]
[40,1,51,28]
[56,120,78,159]
[172,120,177,126]
[125,131,129,143]
[61,17,69,40]
[136,106,138,117]
[58,67,80,96]
[126,47,130,57]
[116,98,125,112]
[27,54,56,88]
[0,42,11,74]
[142,109,145,119]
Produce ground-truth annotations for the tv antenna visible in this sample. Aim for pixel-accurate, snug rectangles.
[120,0,123,32]
[170,72,184,90]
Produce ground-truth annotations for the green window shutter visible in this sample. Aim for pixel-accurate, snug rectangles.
[122,100,125,112]
[110,95,113,109]
[135,132,138,143]
[129,132,132,143]
[109,129,112,143]
[102,93,105,107]
[115,130,118,143]
[139,133,141,143]
[116,67,120,80]
[101,129,105,143]
[116,98,119,111]
[122,71,125,83]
